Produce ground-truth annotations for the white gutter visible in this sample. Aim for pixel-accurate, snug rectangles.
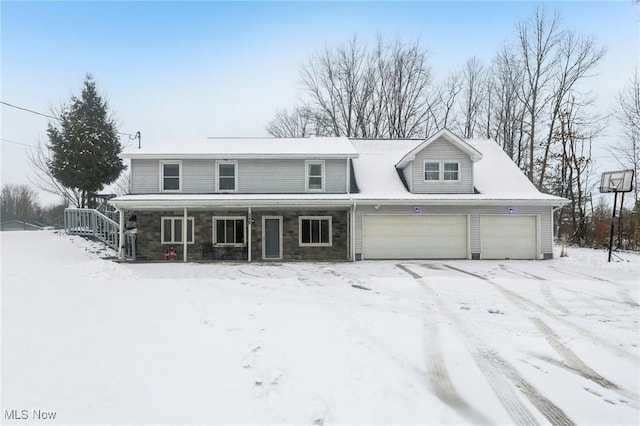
[248,207,252,263]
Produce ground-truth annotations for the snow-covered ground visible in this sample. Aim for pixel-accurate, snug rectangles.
[1,231,639,425]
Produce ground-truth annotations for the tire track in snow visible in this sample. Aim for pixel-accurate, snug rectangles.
[440,264,640,410]
[498,264,570,315]
[548,265,639,307]
[443,264,639,363]
[398,264,544,426]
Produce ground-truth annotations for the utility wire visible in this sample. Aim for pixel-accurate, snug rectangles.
[1,100,138,138]
[0,138,35,148]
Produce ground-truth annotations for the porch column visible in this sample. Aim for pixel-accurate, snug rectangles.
[247,207,252,263]
[183,207,188,262]
[118,208,125,261]
[350,202,356,261]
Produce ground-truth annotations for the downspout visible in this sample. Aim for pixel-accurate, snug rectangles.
[118,208,125,261]
[248,207,252,263]
[351,201,356,261]
[183,207,188,262]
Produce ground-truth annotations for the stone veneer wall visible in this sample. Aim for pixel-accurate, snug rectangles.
[135,209,349,262]
[250,210,349,262]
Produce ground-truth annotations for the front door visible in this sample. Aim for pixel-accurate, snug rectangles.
[263,216,282,260]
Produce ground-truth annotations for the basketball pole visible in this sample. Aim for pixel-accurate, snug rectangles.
[608,191,618,263]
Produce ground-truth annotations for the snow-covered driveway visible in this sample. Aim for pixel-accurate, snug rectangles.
[2,231,638,425]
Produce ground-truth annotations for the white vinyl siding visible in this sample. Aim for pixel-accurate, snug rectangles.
[130,159,159,193]
[131,159,349,193]
[409,136,473,193]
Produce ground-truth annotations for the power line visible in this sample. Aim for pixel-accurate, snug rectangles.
[1,100,138,138]
[0,138,35,148]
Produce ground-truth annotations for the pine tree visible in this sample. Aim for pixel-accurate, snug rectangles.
[47,74,125,208]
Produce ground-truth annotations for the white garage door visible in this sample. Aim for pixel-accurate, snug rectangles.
[363,215,467,259]
[480,215,537,260]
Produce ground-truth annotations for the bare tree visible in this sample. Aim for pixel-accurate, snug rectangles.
[537,31,606,188]
[516,6,562,183]
[609,70,640,203]
[459,56,485,138]
[271,35,434,139]
[266,106,319,137]
[1,183,39,223]
[28,139,81,207]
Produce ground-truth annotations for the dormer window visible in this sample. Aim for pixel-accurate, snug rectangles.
[444,162,460,181]
[160,161,181,192]
[306,160,325,191]
[217,161,237,192]
[424,162,440,181]
[423,161,460,182]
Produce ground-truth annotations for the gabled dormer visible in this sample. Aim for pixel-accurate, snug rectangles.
[395,129,482,194]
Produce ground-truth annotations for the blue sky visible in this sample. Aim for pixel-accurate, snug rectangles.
[1,1,638,205]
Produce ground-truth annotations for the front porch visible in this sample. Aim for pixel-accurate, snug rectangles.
[132,207,351,262]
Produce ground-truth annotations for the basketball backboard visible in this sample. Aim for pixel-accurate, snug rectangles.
[599,169,634,193]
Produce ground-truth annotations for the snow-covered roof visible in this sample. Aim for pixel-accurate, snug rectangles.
[121,137,359,159]
[350,137,566,203]
[395,129,482,169]
[111,134,567,208]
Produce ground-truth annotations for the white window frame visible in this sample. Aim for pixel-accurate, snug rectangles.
[161,216,194,244]
[160,161,182,192]
[305,160,325,192]
[443,161,460,182]
[423,160,461,182]
[424,161,440,181]
[216,160,238,192]
[212,216,246,247]
[299,216,332,247]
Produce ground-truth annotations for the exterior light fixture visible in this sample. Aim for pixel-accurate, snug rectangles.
[508,207,515,214]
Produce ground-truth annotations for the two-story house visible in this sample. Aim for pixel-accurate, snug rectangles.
[109,129,567,262]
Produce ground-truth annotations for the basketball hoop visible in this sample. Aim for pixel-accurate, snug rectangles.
[599,169,635,262]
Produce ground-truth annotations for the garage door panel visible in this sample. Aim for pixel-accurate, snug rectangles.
[363,215,467,259]
[480,216,536,260]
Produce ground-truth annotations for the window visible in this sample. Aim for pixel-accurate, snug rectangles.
[299,216,332,246]
[213,217,246,246]
[161,217,194,244]
[217,161,237,192]
[424,162,440,181]
[443,162,460,181]
[305,161,325,191]
[160,161,181,191]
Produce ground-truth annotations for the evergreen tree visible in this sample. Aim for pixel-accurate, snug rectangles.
[47,74,125,208]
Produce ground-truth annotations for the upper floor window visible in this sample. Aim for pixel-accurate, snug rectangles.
[423,161,460,182]
[306,161,325,191]
[161,216,194,244]
[213,217,246,246]
[161,161,181,191]
[443,162,460,181]
[424,162,440,181]
[299,216,332,246]
[217,161,237,192]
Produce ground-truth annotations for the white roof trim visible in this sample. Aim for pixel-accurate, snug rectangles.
[109,193,567,210]
[395,128,482,169]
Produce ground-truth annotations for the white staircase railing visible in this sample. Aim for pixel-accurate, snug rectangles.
[64,208,135,260]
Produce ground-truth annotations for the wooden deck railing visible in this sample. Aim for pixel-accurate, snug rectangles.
[64,208,135,260]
